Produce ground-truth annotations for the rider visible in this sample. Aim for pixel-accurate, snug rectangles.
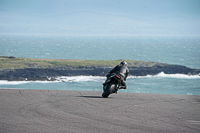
[104,61,129,89]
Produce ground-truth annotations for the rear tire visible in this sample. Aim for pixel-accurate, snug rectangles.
[102,83,116,98]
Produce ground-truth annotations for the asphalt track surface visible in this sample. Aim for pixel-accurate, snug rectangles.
[0,89,200,133]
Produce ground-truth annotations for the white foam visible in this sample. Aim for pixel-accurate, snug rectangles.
[55,76,105,82]
[129,72,200,79]
[0,80,58,85]
[0,72,199,85]
[0,80,29,85]
[0,76,106,85]
[156,72,200,79]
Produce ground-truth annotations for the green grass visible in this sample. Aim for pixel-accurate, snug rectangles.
[0,56,144,69]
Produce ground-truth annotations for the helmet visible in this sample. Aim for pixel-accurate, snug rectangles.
[120,61,127,66]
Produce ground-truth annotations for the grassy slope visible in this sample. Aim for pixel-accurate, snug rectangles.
[0,56,147,69]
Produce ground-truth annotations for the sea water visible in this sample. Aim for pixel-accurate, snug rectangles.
[0,34,200,95]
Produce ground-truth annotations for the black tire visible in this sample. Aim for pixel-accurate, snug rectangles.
[102,83,116,98]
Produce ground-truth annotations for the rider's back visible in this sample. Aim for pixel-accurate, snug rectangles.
[110,65,129,79]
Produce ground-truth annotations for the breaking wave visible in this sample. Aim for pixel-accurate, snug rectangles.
[0,80,59,85]
[129,72,200,79]
[0,72,199,85]
[55,76,105,82]
[0,76,105,85]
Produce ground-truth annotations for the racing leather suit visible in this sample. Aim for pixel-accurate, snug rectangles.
[109,64,129,89]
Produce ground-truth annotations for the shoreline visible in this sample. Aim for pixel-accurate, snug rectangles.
[0,89,200,133]
[0,71,199,81]
[1,56,200,81]
[1,65,199,81]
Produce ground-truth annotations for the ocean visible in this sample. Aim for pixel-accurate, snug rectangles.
[0,34,200,95]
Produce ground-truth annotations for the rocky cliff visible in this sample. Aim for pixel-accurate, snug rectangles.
[0,56,199,81]
[0,63,199,81]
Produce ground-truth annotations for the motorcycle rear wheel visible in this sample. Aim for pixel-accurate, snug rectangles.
[102,83,116,98]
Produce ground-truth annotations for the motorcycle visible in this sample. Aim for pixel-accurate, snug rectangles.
[102,73,123,98]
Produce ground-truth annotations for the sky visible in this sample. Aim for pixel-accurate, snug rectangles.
[1,0,200,17]
[0,0,200,35]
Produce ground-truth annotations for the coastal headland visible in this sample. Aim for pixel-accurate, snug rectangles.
[0,56,199,81]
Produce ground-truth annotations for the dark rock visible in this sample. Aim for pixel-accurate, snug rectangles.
[0,63,199,81]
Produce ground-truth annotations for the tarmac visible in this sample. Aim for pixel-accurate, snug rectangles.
[0,89,200,133]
